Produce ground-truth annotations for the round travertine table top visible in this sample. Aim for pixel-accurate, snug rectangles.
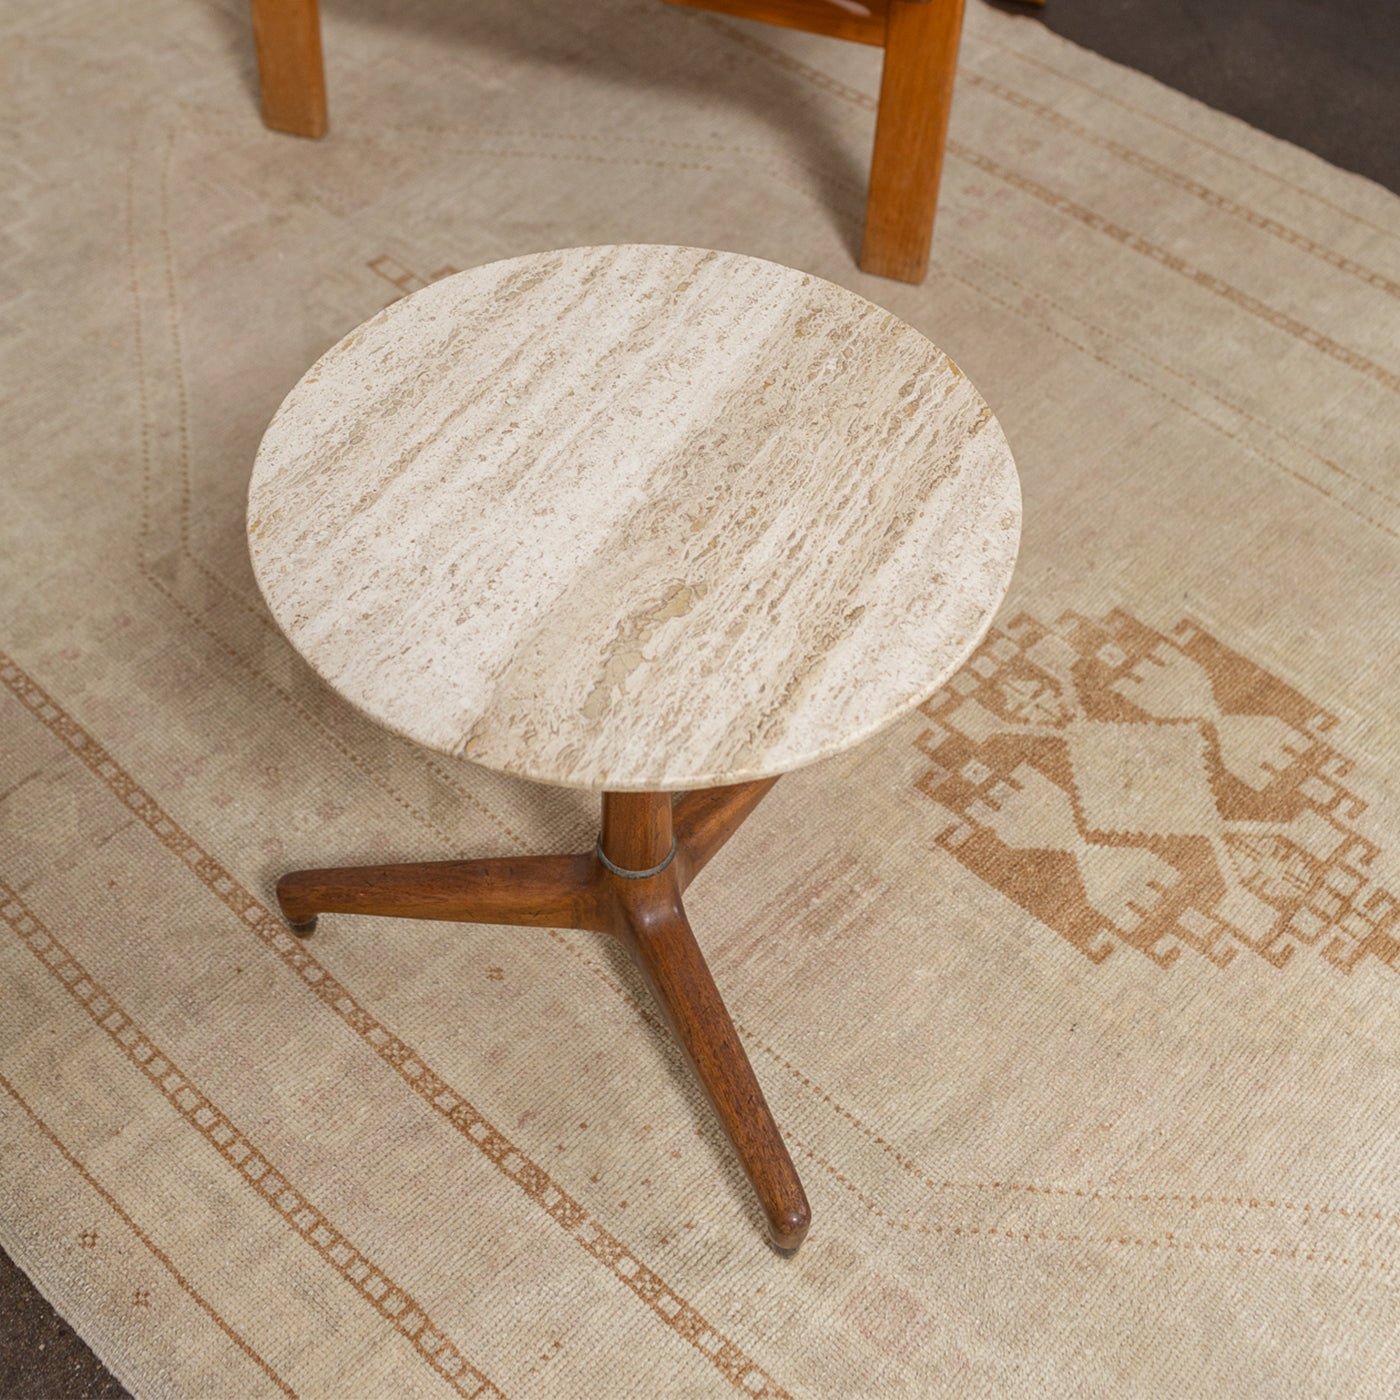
[248,245,1020,792]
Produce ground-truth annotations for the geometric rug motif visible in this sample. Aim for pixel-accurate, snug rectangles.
[916,609,1400,975]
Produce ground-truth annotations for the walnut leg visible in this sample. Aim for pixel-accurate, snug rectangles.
[274,788,812,1249]
[276,853,609,935]
[251,0,328,138]
[615,875,811,1250]
[673,777,779,889]
[859,0,967,283]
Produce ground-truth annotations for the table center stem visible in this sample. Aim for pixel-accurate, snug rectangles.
[599,791,674,875]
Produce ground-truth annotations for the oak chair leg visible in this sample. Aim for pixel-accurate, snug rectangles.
[246,0,967,280]
[859,0,968,284]
[275,784,810,1249]
[251,0,328,138]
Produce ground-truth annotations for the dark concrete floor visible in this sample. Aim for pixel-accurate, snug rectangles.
[1027,0,1399,192]
[2,2,1394,1395]
[0,1249,129,1400]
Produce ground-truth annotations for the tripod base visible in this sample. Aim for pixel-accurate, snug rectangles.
[275,778,810,1251]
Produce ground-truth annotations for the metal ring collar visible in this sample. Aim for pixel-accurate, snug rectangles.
[595,840,677,880]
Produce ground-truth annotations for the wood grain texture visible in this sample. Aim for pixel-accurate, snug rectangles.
[248,245,1019,791]
[860,0,968,282]
[599,791,675,872]
[610,869,812,1250]
[250,0,327,138]
[673,777,780,887]
[274,784,810,1248]
[663,0,888,46]
[275,853,611,933]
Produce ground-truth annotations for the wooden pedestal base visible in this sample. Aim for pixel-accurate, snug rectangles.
[276,778,811,1251]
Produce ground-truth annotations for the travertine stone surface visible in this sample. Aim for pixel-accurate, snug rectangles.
[248,245,1020,790]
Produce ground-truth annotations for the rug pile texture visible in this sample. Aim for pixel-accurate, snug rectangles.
[2,0,1399,1394]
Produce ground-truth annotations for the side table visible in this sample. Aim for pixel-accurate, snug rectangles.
[247,244,1020,1251]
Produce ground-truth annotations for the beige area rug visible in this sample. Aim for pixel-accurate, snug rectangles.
[3,0,1400,1394]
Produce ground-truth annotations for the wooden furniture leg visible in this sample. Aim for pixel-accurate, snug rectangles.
[859,0,967,283]
[276,854,609,933]
[673,777,779,886]
[615,875,811,1249]
[251,0,328,138]
[600,790,809,1250]
[274,783,811,1250]
[247,0,970,281]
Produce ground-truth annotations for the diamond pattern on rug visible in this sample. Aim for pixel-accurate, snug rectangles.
[915,609,1400,974]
